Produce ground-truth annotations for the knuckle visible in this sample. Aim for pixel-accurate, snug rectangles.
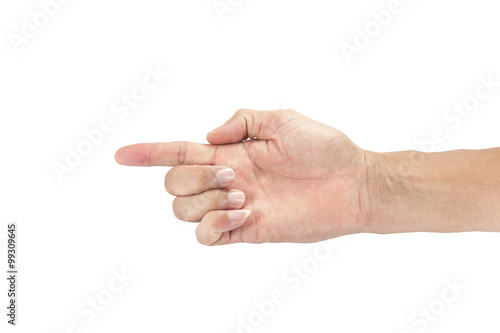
[195,225,210,246]
[173,197,201,222]
[198,190,226,210]
[164,169,176,195]
[177,141,187,166]
[235,109,251,120]
[172,197,188,220]
[196,168,211,189]
[206,189,221,202]
[195,233,202,244]
[193,191,210,210]
[280,108,296,117]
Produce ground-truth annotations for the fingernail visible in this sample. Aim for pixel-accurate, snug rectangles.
[228,210,251,221]
[228,190,245,206]
[216,167,235,187]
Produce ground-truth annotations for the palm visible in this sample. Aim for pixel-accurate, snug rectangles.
[212,114,367,243]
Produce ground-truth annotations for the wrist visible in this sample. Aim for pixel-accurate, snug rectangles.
[361,150,394,234]
[362,150,428,234]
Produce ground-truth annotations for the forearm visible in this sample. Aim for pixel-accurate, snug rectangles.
[365,148,500,234]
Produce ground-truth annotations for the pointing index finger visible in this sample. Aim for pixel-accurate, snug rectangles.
[115,142,217,166]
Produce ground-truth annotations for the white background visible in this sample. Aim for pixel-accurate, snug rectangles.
[1,0,500,332]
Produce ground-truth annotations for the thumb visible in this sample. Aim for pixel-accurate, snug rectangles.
[206,109,293,145]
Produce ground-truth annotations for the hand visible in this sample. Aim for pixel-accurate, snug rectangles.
[115,109,372,245]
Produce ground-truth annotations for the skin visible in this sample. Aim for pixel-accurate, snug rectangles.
[115,109,500,245]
